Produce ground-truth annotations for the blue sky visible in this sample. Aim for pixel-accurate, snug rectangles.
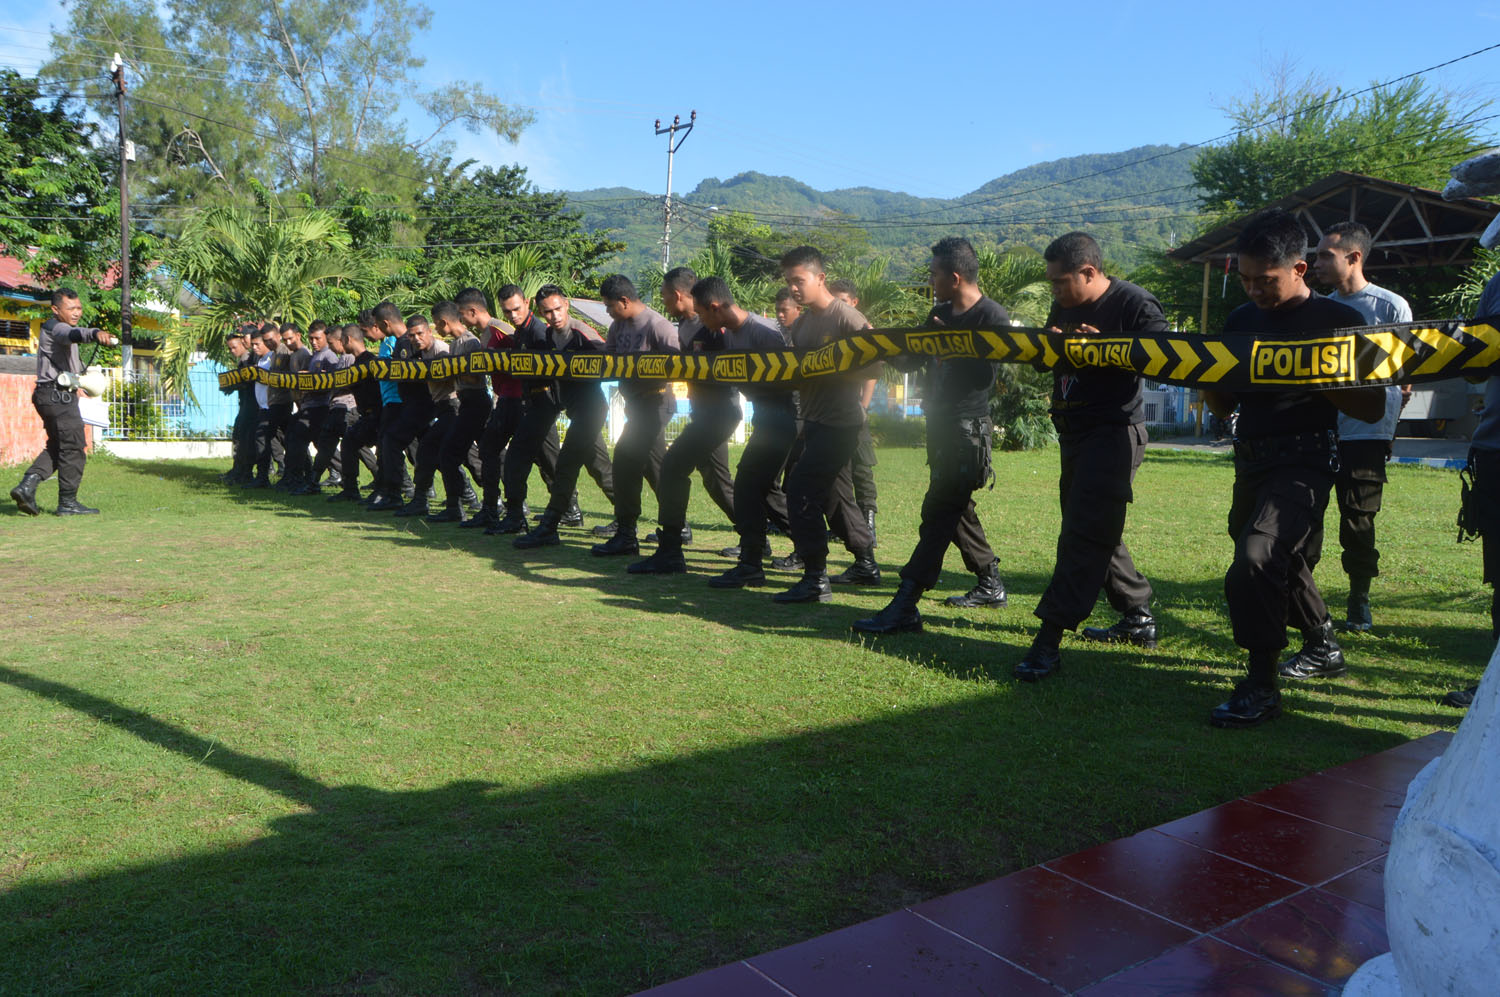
[5,1,1500,197]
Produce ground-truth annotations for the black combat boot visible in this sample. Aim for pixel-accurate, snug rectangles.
[513,510,561,549]
[1210,678,1283,728]
[426,503,465,524]
[628,530,687,574]
[591,519,618,537]
[460,480,481,512]
[591,523,639,556]
[707,561,768,589]
[865,508,877,547]
[461,505,498,530]
[327,487,362,503]
[1081,607,1158,648]
[1014,623,1064,681]
[772,569,833,604]
[55,495,100,516]
[945,561,1007,608]
[1277,620,1347,680]
[1337,576,1373,633]
[645,526,692,544]
[559,497,584,528]
[10,472,41,516]
[719,539,772,560]
[487,505,529,535]
[770,551,804,572]
[831,549,881,585]
[851,579,924,634]
[393,493,429,517]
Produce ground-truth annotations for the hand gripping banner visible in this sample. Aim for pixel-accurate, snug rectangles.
[220,318,1500,394]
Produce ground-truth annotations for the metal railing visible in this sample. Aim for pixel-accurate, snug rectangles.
[95,363,237,441]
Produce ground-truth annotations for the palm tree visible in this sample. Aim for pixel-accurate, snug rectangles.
[975,248,1049,325]
[160,202,384,394]
[844,257,925,327]
[428,245,560,307]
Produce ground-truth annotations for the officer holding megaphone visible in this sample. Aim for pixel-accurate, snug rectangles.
[10,287,117,517]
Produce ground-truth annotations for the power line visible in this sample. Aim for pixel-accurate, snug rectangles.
[869,40,1500,223]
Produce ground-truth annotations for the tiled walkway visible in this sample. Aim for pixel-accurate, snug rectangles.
[639,731,1451,996]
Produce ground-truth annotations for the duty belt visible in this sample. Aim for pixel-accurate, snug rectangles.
[1233,430,1337,464]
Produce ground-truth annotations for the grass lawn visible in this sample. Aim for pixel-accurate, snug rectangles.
[0,444,1487,995]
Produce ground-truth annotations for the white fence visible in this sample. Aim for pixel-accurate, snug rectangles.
[94,363,238,442]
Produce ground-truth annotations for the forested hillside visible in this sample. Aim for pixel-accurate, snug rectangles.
[566,144,1198,277]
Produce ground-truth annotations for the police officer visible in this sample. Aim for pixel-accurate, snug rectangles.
[372,306,430,510]
[853,237,1008,634]
[327,324,384,502]
[773,246,881,604]
[692,277,798,589]
[1442,269,1500,710]
[627,267,740,573]
[1015,232,1164,680]
[1203,210,1384,728]
[590,275,681,557]
[513,286,618,549]
[830,278,880,545]
[220,326,258,485]
[1309,221,1411,634]
[11,288,118,516]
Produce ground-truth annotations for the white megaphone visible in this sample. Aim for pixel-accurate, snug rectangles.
[56,370,111,397]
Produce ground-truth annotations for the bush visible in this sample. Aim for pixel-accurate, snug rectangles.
[867,412,925,447]
[990,366,1057,451]
[108,379,166,439]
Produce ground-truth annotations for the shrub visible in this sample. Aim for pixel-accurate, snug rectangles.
[107,378,166,439]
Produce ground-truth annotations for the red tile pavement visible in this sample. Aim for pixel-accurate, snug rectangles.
[1075,937,1326,997]
[1321,857,1387,911]
[635,731,1450,996]
[1043,829,1302,933]
[1151,796,1387,887]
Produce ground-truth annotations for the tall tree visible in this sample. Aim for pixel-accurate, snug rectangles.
[1192,75,1492,217]
[417,161,622,288]
[40,0,532,211]
[0,70,157,325]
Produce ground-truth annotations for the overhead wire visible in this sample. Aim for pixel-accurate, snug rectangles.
[867,40,1500,223]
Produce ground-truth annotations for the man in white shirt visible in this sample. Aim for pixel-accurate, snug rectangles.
[1304,221,1411,642]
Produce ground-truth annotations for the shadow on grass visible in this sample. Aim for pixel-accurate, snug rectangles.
[111,458,1493,706]
[0,662,1417,996]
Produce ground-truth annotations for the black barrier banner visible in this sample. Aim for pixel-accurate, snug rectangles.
[220,319,1500,394]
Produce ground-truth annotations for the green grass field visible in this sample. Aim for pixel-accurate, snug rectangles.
[0,446,1487,995]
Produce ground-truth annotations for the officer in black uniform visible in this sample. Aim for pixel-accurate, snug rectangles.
[328,324,384,502]
[1015,232,1165,680]
[628,267,741,574]
[372,307,431,510]
[11,287,118,516]
[853,238,1008,634]
[1203,210,1384,727]
[513,286,617,548]
[691,277,797,589]
[829,279,880,545]
[220,326,258,485]
[451,285,568,533]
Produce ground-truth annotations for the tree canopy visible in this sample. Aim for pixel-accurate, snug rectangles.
[41,0,532,212]
[1192,76,1491,219]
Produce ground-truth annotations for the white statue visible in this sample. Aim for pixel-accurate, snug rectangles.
[1343,650,1497,996]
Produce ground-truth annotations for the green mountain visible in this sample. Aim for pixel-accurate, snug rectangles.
[564,143,1201,278]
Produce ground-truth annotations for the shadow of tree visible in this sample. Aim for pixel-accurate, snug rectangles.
[0,663,1417,995]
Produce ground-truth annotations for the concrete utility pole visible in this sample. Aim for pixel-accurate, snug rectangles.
[110,53,134,370]
[654,110,695,271]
